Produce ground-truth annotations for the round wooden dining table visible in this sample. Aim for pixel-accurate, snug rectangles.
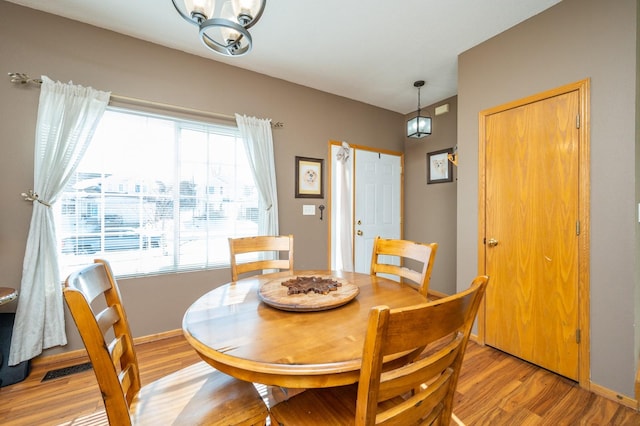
[182,270,428,389]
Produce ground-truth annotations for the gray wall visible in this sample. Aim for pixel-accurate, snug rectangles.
[404,96,458,296]
[0,2,403,355]
[457,0,637,397]
[636,0,640,386]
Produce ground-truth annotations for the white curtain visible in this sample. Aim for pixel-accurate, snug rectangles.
[235,114,279,236]
[9,76,110,365]
[336,142,353,272]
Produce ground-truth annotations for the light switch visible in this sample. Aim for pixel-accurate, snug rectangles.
[303,205,315,215]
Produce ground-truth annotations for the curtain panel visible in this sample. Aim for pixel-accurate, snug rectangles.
[336,142,353,272]
[235,114,279,237]
[9,76,110,365]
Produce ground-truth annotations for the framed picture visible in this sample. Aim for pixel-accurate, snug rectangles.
[427,148,453,184]
[295,156,324,198]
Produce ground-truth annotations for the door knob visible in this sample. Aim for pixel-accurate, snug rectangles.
[487,238,499,247]
[357,230,363,236]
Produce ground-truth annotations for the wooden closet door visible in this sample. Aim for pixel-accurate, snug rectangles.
[482,89,580,380]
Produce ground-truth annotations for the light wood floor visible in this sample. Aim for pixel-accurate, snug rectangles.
[1,334,639,425]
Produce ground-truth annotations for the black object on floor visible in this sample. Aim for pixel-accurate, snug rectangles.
[42,362,93,382]
[0,313,31,387]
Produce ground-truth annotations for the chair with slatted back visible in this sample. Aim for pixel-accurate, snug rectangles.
[63,259,269,426]
[269,275,489,426]
[228,234,294,281]
[370,236,438,298]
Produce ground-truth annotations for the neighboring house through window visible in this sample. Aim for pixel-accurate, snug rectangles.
[55,108,260,279]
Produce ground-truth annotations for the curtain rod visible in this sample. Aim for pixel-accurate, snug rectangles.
[8,72,284,128]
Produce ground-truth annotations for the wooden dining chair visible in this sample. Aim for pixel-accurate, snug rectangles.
[269,275,489,426]
[63,259,269,426]
[370,236,438,298]
[228,234,294,281]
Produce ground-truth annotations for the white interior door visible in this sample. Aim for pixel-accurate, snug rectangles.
[331,144,402,273]
[353,150,401,273]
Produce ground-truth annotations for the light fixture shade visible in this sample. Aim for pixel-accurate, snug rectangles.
[231,0,265,27]
[183,0,216,20]
[200,18,251,55]
[407,115,432,138]
[220,2,242,40]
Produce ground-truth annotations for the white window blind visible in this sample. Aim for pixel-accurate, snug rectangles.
[56,108,261,279]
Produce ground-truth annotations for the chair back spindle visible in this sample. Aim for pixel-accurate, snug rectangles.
[370,236,438,297]
[229,234,294,281]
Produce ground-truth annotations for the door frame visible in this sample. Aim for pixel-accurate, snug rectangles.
[477,79,591,388]
[327,140,404,270]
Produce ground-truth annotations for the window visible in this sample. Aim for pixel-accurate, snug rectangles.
[56,108,260,279]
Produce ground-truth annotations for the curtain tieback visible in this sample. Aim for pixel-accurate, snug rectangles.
[337,141,350,163]
[21,189,51,207]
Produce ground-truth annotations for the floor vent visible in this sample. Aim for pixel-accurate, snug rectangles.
[42,362,92,381]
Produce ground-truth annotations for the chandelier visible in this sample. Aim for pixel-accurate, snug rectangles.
[171,0,266,57]
[407,80,432,138]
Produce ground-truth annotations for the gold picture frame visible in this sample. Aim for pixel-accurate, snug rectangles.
[295,156,324,198]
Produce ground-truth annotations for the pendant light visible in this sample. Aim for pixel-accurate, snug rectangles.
[407,80,432,138]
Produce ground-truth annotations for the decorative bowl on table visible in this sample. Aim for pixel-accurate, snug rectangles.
[258,275,359,312]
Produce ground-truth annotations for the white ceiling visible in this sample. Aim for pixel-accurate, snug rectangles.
[5,0,561,114]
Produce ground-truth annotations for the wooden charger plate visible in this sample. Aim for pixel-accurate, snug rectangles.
[258,275,360,312]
